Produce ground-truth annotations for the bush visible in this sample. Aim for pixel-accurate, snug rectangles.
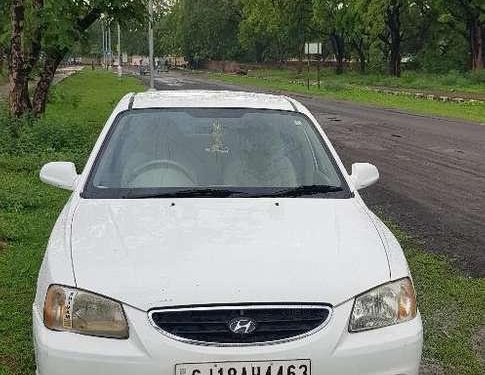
[469,69,485,84]
[439,70,462,87]
[47,86,81,108]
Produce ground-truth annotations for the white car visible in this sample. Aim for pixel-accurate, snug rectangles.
[34,91,423,375]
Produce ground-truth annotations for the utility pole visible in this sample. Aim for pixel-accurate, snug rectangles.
[148,0,155,89]
[117,23,122,77]
[307,44,310,91]
[104,21,110,70]
[108,24,112,69]
[101,22,106,68]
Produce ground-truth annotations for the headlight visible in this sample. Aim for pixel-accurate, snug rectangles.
[349,278,417,332]
[43,285,129,339]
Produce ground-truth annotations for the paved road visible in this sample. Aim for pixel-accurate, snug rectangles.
[146,71,484,277]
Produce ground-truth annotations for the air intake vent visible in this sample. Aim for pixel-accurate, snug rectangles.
[149,304,331,346]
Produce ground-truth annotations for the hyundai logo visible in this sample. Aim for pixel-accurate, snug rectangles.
[228,317,257,335]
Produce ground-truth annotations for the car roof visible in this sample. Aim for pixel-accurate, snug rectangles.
[129,90,297,111]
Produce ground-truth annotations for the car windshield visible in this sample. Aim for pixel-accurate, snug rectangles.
[83,108,350,199]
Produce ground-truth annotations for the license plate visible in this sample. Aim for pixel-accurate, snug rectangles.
[175,360,311,375]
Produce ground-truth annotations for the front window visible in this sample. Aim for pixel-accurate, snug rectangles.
[83,108,350,198]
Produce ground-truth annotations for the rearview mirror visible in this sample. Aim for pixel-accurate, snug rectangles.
[350,163,379,190]
[40,162,79,191]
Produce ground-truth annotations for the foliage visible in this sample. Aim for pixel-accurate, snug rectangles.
[313,0,353,73]
[5,0,151,117]
[238,0,288,62]
[414,10,469,73]
[154,1,184,56]
[156,0,483,74]
[176,0,242,65]
[2,0,484,117]
[239,0,314,63]
[72,1,176,58]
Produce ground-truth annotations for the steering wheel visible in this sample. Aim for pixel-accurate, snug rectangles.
[126,160,197,187]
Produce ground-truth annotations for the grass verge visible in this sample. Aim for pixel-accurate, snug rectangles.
[0,69,144,375]
[239,68,485,95]
[0,70,483,375]
[208,71,485,123]
[386,222,485,374]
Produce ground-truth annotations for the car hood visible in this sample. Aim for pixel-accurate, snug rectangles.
[71,198,390,311]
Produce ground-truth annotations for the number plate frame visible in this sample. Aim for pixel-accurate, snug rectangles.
[175,359,311,375]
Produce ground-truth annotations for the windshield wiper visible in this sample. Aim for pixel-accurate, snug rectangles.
[255,185,343,198]
[122,188,243,199]
[120,185,343,199]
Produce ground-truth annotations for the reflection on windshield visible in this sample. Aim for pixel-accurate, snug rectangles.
[84,108,349,199]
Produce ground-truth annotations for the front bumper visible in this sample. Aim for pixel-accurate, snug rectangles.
[33,300,422,375]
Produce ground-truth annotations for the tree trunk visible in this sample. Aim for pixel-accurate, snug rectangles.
[389,43,401,76]
[387,2,402,77]
[32,49,66,116]
[359,52,366,73]
[353,39,366,74]
[8,0,31,117]
[330,33,345,75]
[470,19,484,71]
[10,3,100,117]
[297,45,304,74]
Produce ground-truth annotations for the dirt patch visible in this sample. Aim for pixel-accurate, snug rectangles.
[424,298,461,333]
[419,361,445,375]
[0,354,19,372]
[472,325,485,367]
[0,239,7,251]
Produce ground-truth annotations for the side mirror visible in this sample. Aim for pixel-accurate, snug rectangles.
[40,162,79,191]
[350,163,379,190]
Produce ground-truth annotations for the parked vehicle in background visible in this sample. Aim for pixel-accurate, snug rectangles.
[139,64,149,75]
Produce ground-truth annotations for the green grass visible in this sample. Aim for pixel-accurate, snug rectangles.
[0,70,483,375]
[386,222,485,374]
[0,69,144,375]
[0,73,7,98]
[208,69,485,123]
[242,68,485,95]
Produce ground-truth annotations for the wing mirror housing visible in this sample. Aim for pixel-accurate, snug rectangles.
[350,163,379,190]
[40,162,79,191]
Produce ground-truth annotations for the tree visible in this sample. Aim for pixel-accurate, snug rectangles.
[438,0,484,71]
[359,0,411,76]
[176,0,242,67]
[412,1,468,72]
[239,0,284,62]
[313,0,352,74]
[239,0,313,63]
[283,0,315,66]
[8,0,43,116]
[155,2,183,57]
[6,0,149,118]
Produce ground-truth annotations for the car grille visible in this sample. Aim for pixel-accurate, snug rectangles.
[149,304,332,345]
